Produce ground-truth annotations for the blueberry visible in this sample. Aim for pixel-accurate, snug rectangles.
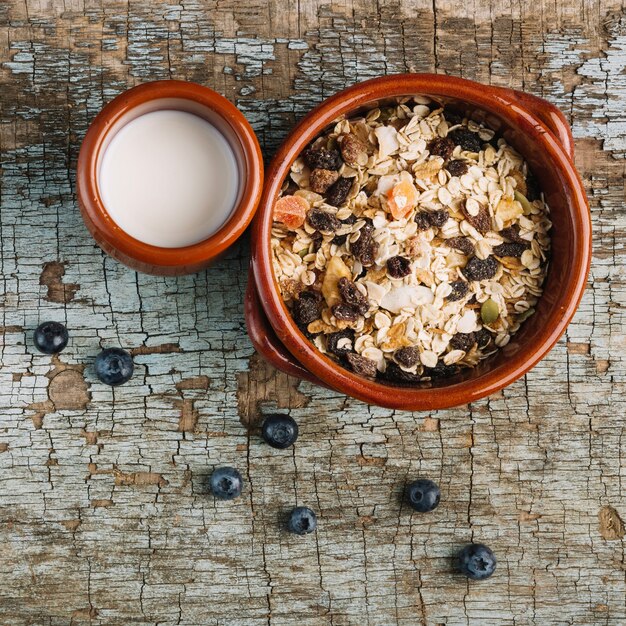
[33,321,69,354]
[406,478,440,513]
[261,414,299,449]
[94,348,134,386]
[458,543,497,580]
[288,506,317,535]
[210,466,243,500]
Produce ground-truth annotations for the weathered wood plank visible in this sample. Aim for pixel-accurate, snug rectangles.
[0,1,625,624]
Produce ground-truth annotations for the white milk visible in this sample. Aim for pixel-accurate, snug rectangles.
[98,109,239,248]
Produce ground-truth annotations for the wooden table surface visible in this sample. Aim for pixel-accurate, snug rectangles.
[1,1,625,624]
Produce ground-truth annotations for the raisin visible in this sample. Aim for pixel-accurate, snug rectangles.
[360,219,375,238]
[448,127,482,153]
[327,329,355,357]
[493,242,528,258]
[463,256,499,281]
[446,159,468,177]
[500,224,525,244]
[331,303,360,322]
[447,280,470,302]
[339,134,367,165]
[414,212,431,231]
[427,361,461,379]
[309,168,340,193]
[462,201,491,234]
[446,236,474,256]
[450,332,476,352]
[354,239,379,267]
[428,136,455,160]
[292,291,322,326]
[395,346,420,368]
[345,353,378,378]
[444,110,464,126]
[384,362,422,384]
[307,207,341,232]
[475,328,494,350]
[351,222,379,267]
[386,255,412,279]
[303,146,342,171]
[428,209,449,228]
[342,213,357,225]
[338,277,369,315]
[326,177,353,207]
[426,100,441,112]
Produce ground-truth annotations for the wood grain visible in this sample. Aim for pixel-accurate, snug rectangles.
[0,1,625,624]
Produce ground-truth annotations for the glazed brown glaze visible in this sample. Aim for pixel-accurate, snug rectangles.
[77,80,263,276]
[249,73,592,411]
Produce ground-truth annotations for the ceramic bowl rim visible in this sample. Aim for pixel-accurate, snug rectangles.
[77,79,264,275]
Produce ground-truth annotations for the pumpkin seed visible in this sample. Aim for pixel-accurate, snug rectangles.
[514,189,533,214]
[480,298,500,324]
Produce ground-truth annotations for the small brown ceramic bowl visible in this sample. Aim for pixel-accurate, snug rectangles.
[77,80,263,275]
[250,73,591,411]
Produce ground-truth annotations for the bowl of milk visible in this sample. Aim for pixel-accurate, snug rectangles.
[77,80,263,275]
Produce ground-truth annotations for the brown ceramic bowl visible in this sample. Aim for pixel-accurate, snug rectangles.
[250,73,591,411]
[77,80,263,275]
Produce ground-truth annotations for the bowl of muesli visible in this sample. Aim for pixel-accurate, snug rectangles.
[249,74,591,410]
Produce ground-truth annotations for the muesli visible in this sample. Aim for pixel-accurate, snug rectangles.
[271,97,551,384]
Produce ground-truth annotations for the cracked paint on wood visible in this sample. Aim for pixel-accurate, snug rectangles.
[0,1,625,624]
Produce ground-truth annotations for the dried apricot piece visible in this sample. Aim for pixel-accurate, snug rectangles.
[274,195,309,229]
[387,180,419,220]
